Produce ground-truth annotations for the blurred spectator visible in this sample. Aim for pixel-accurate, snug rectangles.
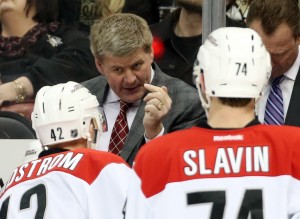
[59,0,81,28]
[226,0,251,25]
[96,0,125,17]
[0,0,98,119]
[79,0,125,36]
[79,0,94,31]
[151,0,245,87]
[158,0,177,22]
[122,0,160,25]
[160,0,175,5]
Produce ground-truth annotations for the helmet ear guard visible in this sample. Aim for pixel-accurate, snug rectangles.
[193,27,271,113]
[31,81,107,148]
[193,63,210,116]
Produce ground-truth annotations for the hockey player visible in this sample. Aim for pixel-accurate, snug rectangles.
[134,27,300,218]
[0,81,150,219]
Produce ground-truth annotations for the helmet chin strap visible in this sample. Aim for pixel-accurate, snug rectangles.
[86,129,98,150]
[86,133,93,149]
[196,75,211,118]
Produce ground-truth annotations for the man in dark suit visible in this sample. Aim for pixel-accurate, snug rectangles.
[82,13,206,166]
[246,0,300,126]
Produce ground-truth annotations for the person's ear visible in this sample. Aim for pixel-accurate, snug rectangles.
[95,58,105,75]
[87,119,98,149]
[149,47,154,62]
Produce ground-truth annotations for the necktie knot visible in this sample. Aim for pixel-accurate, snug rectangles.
[264,74,284,125]
[120,100,130,113]
[272,75,284,86]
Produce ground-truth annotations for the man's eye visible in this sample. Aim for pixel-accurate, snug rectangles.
[114,68,122,73]
[133,63,141,69]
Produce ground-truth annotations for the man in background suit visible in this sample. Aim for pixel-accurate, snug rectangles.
[247,0,300,126]
[82,13,205,166]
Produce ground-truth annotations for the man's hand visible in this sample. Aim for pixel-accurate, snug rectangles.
[143,83,172,139]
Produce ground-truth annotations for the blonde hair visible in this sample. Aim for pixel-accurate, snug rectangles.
[94,0,125,18]
[90,13,153,60]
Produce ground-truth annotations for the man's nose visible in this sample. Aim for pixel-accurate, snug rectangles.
[124,70,136,84]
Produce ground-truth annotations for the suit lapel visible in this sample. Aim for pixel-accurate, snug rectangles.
[120,101,146,161]
[285,66,300,126]
[94,77,109,106]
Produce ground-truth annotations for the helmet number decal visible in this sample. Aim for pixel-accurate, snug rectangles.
[51,127,64,141]
[235,63,247,76]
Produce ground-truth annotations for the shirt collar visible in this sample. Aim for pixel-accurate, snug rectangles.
[283,45,300,81]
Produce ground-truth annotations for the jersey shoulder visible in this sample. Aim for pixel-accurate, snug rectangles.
[134,124,300,197]
[3,148,128,194]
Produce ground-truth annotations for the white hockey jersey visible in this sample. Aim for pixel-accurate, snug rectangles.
[0,148,150,219]
[134,124,300,219]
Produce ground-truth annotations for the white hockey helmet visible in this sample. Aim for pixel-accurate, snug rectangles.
[194,27,271,108]
[31,81,107,147]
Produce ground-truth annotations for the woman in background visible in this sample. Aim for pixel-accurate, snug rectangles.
[0,0,98,119]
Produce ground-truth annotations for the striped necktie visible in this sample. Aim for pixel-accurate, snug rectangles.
[264,75,284,125]
[108,100,130,155]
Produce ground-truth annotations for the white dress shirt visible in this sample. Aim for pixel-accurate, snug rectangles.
[256,46,300,123]
[96,67,164,151]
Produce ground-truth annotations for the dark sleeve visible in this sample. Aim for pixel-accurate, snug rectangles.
[27,25,99,93]
[58,0,81,27]
[122,0,160,25]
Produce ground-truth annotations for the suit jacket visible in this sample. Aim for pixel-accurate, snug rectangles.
[82,63,206,165]
[285,66,300,126]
